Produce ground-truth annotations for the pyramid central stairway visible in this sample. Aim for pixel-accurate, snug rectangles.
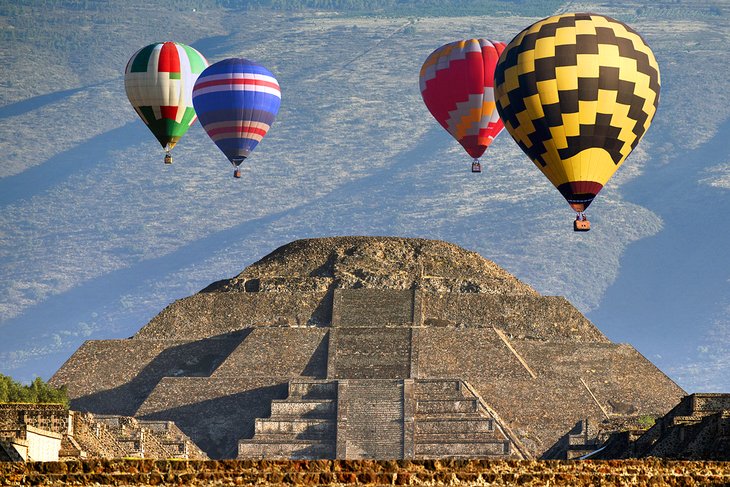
[238,378,521,459]
[238,289,526,459]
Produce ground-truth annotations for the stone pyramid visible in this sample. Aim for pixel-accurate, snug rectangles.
[51,237,684,459]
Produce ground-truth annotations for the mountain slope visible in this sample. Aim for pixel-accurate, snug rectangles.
[0,1,728,390]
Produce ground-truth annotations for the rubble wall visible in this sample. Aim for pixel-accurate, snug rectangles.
[1,459,728,486]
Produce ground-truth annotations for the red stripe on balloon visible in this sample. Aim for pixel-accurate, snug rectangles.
[206,126,268,137]
[160,105,179,120]
[158,42,180,73]
[194,78,280,91]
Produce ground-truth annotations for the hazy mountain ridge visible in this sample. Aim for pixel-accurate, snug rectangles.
[0,1,728,391]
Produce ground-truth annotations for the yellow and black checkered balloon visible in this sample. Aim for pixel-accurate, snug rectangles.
[494,13,660,212]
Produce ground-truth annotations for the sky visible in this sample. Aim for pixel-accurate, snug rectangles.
[0,0,728,393]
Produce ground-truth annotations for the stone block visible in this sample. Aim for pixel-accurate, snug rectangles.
[254,419,335,439]
[415,419,494,435]
[213,329,328,378]
[416,400,478,414]
[269,400,336,418]
[415,440,509,457]
[238,440,335,460]
[288,380,338,400]
[329,329,411,379]
[413,380,462,397]
[333,289,414,327]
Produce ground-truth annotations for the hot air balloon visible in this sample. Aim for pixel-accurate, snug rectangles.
[124,42,208,164]
[494,13,660,231]
[192,58,281,178]
[419,39,506,173]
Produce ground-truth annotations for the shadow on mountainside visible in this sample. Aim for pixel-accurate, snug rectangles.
[0,121,144,206]
[0,79,118,120]
[69,330,250,417]
[190,35,234,61]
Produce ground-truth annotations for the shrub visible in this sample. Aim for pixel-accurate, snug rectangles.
[0,374,69,407]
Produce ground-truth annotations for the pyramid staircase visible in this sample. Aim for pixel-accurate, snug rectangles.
[238,379,337,459]
[413,379,514,458]
[238,378,524,459]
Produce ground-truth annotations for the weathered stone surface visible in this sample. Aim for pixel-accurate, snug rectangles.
[138,292,330,339]
[50,237,685,460]
[0,459,729,486]
[216,237,537,295]
[422,294,607,342]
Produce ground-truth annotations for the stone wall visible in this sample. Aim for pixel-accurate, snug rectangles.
[415,330,685,454]
[52,334,246,416]
[422,294,607,342]
[328,329,412,379]
[137,292,330,340]
[1,459,728,486]
[134,377,290,459]
[0,404,68,435]
[333,289,414,327]
[213,329,329,378]
[22,426,62,462]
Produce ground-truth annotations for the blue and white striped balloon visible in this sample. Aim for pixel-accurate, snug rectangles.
[193,58,281,169]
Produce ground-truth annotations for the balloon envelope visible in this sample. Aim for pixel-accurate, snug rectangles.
[419,39,506,161]
[192,58,281,167]
[125,42,208,152]
[494,13,660,211]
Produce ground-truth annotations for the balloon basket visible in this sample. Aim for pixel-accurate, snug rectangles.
[471,161,482,173]
[233,169,241,179]
[164,154,173,165]
[573,219,591,232]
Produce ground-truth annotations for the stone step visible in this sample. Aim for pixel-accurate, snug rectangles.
[415,431,504,442]
[270,399,336,418]
[416,399,479,414]
[415,440,510,457]
[413,380,463,397]
[253,431,336,442]
[349,402,403,421]
[238,439,335,460]
[416,418,494,434]
[255,418,335,438]
[671,415,705,426]
[288,380,337,400]
[345,380,404,402]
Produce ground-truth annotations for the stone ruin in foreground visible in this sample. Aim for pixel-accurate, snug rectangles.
[50,237,686,459]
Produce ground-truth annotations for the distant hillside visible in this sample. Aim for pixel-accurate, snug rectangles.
[0,0,227,104]
[0,0,728,395]
[219,0,563,16]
